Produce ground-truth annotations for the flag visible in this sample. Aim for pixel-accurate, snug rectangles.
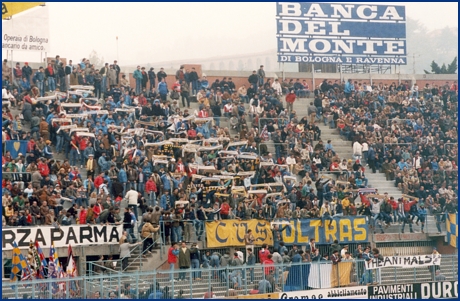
[66,244,76,277]
[35,241,48,268]
[49,243,63,294]
[28,240,41,273]
[67,244,79,296]
[10,242,29,284]
[4,140,28,158]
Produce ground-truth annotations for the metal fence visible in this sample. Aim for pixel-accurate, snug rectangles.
[2,172,32,185]
[4,255,457,299]
[444,142,458,156]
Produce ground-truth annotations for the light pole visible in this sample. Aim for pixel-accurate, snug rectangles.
[116,36,119,62]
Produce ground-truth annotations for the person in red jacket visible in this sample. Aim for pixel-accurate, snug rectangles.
[401,198,417,233]
[262,253,275,276]
[78,206,87,224]
[77,136,88,168]
[389,197,398,223]
[285,89,296,113]
[37,158,50,177]
[145,177,157,207]
[94,172,105,190]
[259,244,270,264]
[167,242,180,282]
[93,200,102,221]
[220,200,230,220]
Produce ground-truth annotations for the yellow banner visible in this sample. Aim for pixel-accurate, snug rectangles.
[206,219,273,248]
[331,261,353,287]
[227,293,279,299]
[2,2,45,19]
[446,213,457,249]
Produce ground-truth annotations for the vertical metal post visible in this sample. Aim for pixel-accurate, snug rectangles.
[66,277,70,299]
[282,62,285,81]
[339,63,343,83]
[135,273,139,299]
[118,274,121,298]
[318,262,321,288]
[83,275,87,299]
[189,268,193,298]
[100,276,103,298]
[11,50,14,85]
[312,64,315,88]
[116,36,119,62]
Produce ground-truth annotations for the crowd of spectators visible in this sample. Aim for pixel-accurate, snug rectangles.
[1,58,457,281]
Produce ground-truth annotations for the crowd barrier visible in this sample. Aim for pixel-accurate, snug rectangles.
[4,255,457,299]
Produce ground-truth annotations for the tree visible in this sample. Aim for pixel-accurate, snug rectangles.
[88,50,105,69]
[447,56,458,74]
[424,57,457,74]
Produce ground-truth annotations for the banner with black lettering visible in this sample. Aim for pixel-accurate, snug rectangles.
[205,219,273,248]
[365,254,441,270]
[279,217,369,245]
[280,286,368,299]
[2,224,123,250]
[368,281,458,299]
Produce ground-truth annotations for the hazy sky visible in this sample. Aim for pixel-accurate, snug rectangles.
[2,2,458,68]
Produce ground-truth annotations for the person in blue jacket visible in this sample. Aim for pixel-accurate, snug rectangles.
[158,78,168,102]
[118,166,128,196]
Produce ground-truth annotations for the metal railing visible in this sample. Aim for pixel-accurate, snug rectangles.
[258,142,289,158]
[385,118,417,127]
[257,117,289,133]
[444,142,458,156]
[366,212,449,235]
[2,171,32,183]
[4,255,457,299]
[88,236,163,276]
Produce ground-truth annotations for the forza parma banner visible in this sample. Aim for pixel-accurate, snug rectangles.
[2,224,124,250]
[365,254,441,270]
[368,281,458,299]
[205,219,273,248]
[279,217,369,245]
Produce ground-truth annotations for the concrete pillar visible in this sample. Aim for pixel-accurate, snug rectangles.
[78,255,87,276]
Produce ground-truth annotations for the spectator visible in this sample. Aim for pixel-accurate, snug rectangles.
[167,242,180,282]
[178,241,191,281]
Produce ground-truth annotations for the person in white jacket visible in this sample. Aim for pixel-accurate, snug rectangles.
[353,141,363,161]
[286,154,296,173]
[361,142,369,165]
[271,78,282,95]
[125,189,140,221]
[370,199,384,234]
[119,234,141,270]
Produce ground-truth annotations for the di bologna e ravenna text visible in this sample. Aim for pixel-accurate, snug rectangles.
[369,282,458,299]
